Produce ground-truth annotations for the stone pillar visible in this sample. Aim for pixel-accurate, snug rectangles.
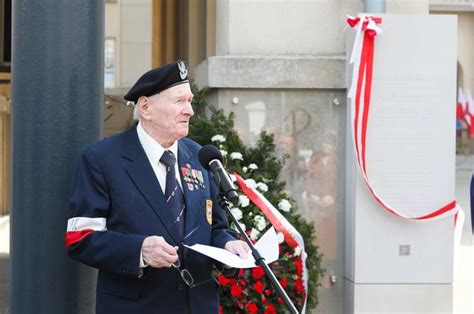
[344,14,456,313]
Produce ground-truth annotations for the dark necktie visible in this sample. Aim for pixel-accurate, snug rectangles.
[160,150,185,238]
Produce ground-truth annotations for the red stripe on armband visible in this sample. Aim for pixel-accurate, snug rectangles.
[65,229,95,247]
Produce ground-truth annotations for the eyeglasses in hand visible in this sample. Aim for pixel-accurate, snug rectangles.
[172,255,221,288]
[171,226,221,288]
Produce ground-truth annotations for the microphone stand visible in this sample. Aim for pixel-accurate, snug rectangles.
[216,194,299,314]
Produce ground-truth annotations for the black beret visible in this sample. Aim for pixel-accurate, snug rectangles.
[124,60,189,103]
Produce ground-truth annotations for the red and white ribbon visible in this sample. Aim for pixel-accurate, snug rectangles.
[235,174,308,313]
[65,217,106,247]
[347,15,462,221]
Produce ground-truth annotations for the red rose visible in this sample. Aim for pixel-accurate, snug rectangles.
[264,289,272,297]
[279,277,288,288]
[254,280,264,294]
[239,279,247,286]
[238,269,245,276]
[277,298,284,304]
[264,303,276,314]
[295,279,304,294]
[218,275,230,286]
[262,298,267,304]
[230,285,243,297]
[219,305,224,314]
[246,302,258,314]
[251,267,265,280]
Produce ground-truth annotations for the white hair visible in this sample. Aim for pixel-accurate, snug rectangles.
[133,103,140,121]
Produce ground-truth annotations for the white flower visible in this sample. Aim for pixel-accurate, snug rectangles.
[250,228,260,240]
[232,222,246,232]
[211,135,226,143]
[230,152,243,161]
[230,207,243,221]
[244,179,257,189]
[248,163,258,170]
[253,215,267,231]
[220,150,227,157]
[278,199,292,212]
[294,246,302,256]
[256,182,268,193]
[242,166,248,173]
[239,195,250,208]
[229,174,237,182]
[276,231,285,244]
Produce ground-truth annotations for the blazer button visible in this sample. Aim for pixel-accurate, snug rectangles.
[178,284,185,291]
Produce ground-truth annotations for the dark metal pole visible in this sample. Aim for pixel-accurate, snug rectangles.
[363,0,386,13]
[11,1,104,313]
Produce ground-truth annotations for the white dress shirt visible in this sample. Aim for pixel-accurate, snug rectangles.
[136,121,184,268]
[136,121,183,192]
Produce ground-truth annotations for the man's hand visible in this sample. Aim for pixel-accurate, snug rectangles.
[141,236,178,268]
[225,240,250,259]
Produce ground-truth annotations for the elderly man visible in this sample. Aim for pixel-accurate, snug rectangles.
[66,60,248,313]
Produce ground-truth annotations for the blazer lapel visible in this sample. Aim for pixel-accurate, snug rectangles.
[177,141,202,241]
[122,125,182,245]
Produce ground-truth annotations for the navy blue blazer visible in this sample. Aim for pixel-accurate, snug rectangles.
[66,124,235,314]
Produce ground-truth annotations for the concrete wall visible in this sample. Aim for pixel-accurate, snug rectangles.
[120,0,152,87]
[105,0,151,90]
[387,0,429,14]
[216,0,361,56]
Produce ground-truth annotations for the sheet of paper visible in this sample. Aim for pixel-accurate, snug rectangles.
[184,227,279,268]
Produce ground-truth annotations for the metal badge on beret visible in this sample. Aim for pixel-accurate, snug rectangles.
[177,60,188,80]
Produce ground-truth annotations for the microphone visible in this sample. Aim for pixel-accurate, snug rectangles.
[198,145,240,205]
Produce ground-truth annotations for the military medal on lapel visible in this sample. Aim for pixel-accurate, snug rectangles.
[192,169,202,190]
[180,163,206,191]
[206,200,213,225]
[180,165,194,191]
[196,171,205,189]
